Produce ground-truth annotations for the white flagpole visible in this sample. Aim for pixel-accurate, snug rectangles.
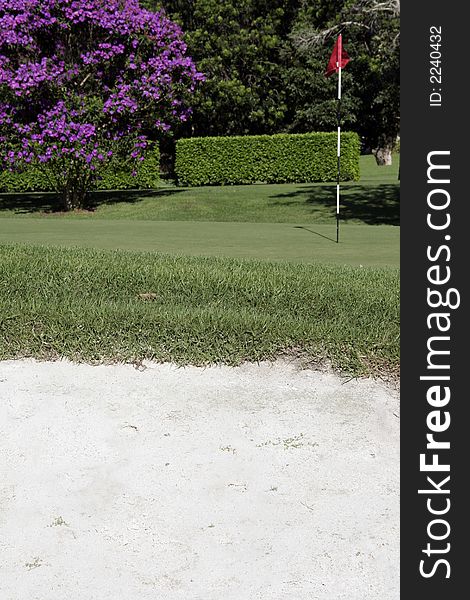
[336,36,342,244]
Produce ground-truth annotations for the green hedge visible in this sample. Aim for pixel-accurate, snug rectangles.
[175,132,360,186]
[0,164,51,193]
[0,145,160,193]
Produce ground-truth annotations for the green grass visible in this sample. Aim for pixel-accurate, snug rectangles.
[0,244,399,376]
[0,155,399,267]
[0,155,400,374]
[0,154,399,225]
[0,219,398,267]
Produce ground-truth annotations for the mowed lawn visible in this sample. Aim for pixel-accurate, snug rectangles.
[0,244,399,376]
[0,156,399,374]
[0,220,398,267]
[0,155,399,267]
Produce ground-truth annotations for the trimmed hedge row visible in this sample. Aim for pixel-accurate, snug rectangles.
[0,145,160,193]
[175,132,361,186]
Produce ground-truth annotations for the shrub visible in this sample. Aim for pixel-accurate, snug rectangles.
[175,132,360,186]
[0,145,160,193]
[0,0,202,209]
[95,145,161,191]
[0,164,51,193]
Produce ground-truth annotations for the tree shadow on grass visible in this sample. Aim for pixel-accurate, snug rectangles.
[270,183,400,226]
[89,188,185,208]
[0,188,185,215]
[0,192,61,214]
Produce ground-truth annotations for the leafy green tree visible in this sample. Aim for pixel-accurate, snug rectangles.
[145,0,300,136]
[144,0,400,166]
[280,43,358,134]
[291,0,400,164]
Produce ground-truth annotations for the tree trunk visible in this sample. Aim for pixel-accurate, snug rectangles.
[373,136,395,166]
[62,181,87,211]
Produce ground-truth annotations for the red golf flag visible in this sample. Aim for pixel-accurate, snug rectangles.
[324,34,350,77]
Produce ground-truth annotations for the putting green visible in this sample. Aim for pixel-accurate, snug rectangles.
[0,218,398,267]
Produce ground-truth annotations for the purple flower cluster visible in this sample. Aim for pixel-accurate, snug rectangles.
[0,0,204,192]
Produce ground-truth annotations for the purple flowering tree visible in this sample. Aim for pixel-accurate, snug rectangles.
[0,0,203,209]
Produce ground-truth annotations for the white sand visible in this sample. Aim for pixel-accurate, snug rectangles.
[0,360,399,599]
